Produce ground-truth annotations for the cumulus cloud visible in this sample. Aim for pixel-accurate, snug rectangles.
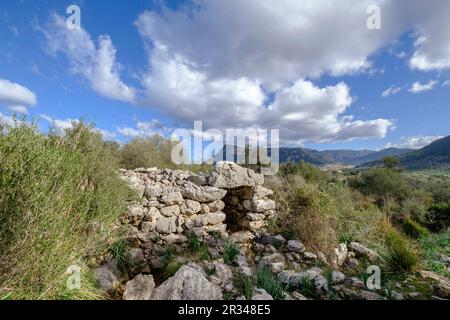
[409,80,438,93]
[381,85,403,97]
[385,135,444,149]
[0,78,37,113]
[41,14,136,103]
[0,112,15,126]
[117,119,171,138]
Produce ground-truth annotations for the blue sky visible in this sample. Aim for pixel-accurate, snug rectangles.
[0,0,449,151]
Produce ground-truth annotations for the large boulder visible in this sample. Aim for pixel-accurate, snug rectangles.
[182,182,227,202]
[151,264,223,300]
[348,242,382,262]
[208,162,264,189]
[123,274,155,300]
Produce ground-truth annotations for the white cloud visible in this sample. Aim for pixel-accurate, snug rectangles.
[442,80,450,87]
[0,78,37,113]
[409,1,450,71]
[409,80,438,93]
[117,119,171,138]
[381,85,403,97]
[385,135,444,149]
[42,14,136,103]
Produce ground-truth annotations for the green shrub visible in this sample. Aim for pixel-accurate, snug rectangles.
[403,219,429,239]
[223,240,239,265]
[0,119,131,299]
[384,229,420,277]
[298,276,317,298]
[256,267,288,300]
[426,203,450,232]
[418,233,450,278]
[111,239,132,273]
[234,274,254,300]
[188,233,201,252]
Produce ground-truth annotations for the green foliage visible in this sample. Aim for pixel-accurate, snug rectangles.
[279,160,328,184]
[418,233,450,279]
[223,240,239,265]
[234,274,254,300]
[403,219,429,239]
[353,167,411,202]
[338,233,354,245]
[188,233,201,252]
[383,156,400,169]
[256,267,288,300]
[298,276,317,298]
[426,203,450,232]
[0,119,131,299]
[111,239,132,273]
[384,229,420,277]
[119,136,175,170]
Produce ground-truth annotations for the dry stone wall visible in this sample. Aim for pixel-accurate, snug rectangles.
[119,162,277,269]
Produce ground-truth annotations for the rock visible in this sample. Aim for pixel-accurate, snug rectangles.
[152,264,223,300]
[314,275,329,294]
[208,200,225,212]
[252,288,273,300]
[144,185,162,198]
[260,233,286,246]
[349,277,366,289]
[203,211,226,225]
[246,212,266,221]
[406,292,424,300]
[180,199,202,215]
[234,254,248,268]
[210,263,233,287]
[208,161,264,189]
[94,265,119,292]
[349,242,382,262]
[418,270,450,298]
[229,231,255,243]
[123,274,155,300]
[160,192,183,205]
[347,258,360,269]
[287,240,305,253]
[278,270,300,287]
[155,216,177,234]
[290,291,308,300]
[332,243,348,267]
[122,174,145,198]
[391,291,404,300]
[160,205,180,217]
[253,186,274,198]
[187,174,207,186]
[303,251,318,261]
[259,253,285,268]
[264,244,278,254]
[243,199,276,213]
[331,271,346,285]
[182,182,227,202]
[269,262,286,273]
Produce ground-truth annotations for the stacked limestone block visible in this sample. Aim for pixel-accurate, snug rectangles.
[118,162,277,268]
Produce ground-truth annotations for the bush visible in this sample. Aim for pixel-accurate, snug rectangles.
[256,267,288,300]
[384,229,420,277]
[223,240,239,265]
[119,136,175,170]
[403,219,429,239]
[353,167,411,202]
[426,203,450,232]
[0,119,131,299]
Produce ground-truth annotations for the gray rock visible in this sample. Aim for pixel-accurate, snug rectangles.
[94,265,119,292]
[349,242,382,262]
[123,274,155,300]
[182,182,227,202]
[303,251,318,261]
[160,192,183,205]
[331,271,346,285]
[208,200,225,212]
[331,243,348,267]
[152,264,223,300]
[180,199,202,215]
[144,185,162,198]
[258,253,285,270]
[252,288,273,300]
[243,199,276,213]
[260,233,286,246]
[208,161,264,189]
[287,240,305,253]
[160,205,180,217]
[229,231,255,243]
[155,216,177,234]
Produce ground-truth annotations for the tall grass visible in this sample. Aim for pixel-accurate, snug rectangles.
[384,228,421,277]
[0,119,131,299]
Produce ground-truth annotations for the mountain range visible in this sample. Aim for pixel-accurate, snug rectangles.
[219,135,450,169]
